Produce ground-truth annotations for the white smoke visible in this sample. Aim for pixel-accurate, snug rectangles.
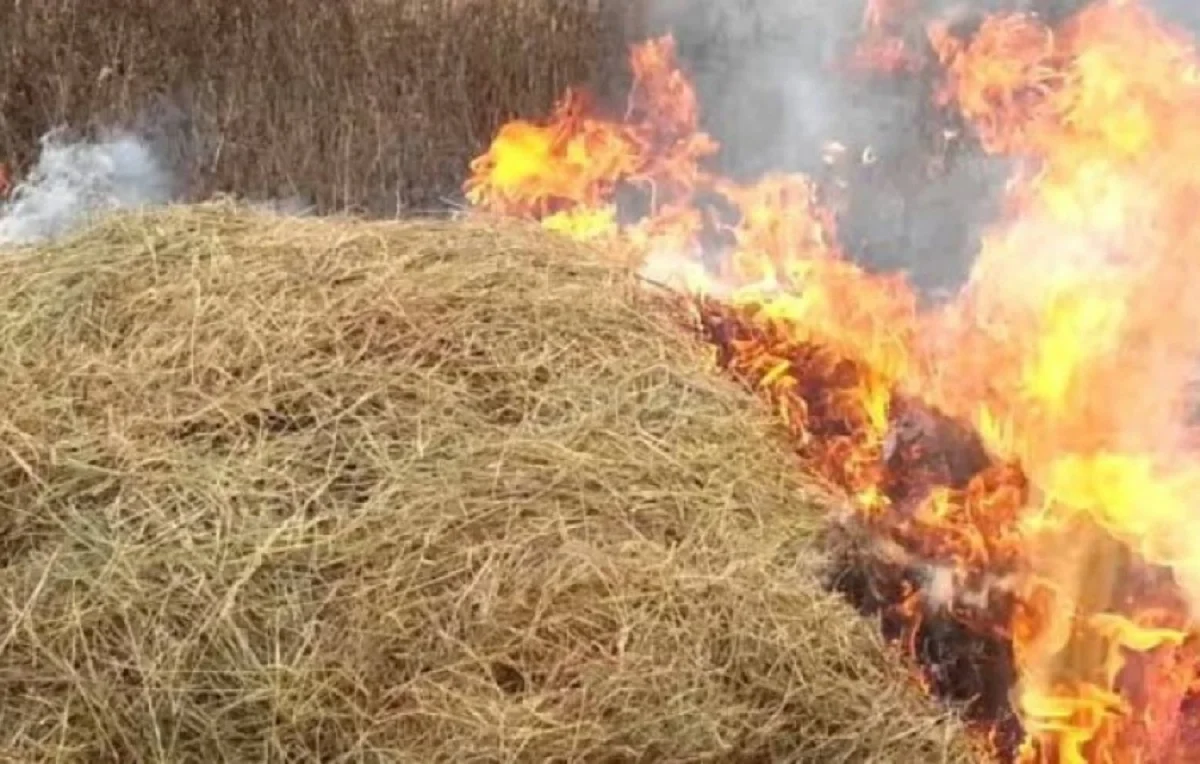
[0,128,176,247]
[0,126,320,248]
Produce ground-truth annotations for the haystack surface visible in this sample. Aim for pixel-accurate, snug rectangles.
[0,204,973,762]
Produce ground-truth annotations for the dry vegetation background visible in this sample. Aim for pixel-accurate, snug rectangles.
[0,0,647,214]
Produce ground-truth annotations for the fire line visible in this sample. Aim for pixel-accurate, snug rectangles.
[464,2,1200,761]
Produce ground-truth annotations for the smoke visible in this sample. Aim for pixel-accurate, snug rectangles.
[0,128,177,247]
[0,122,320,249]
[639,0,1199,293]
[638,1,1017,292]
[1152,0,1200,30]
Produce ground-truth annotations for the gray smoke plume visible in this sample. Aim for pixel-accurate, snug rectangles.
[0,128,177,247]
[1154,0,1200,29]
[639,0,1199,293]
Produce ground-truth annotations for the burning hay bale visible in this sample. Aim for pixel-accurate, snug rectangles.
[464,7,1200,756]
[0,203,975,762]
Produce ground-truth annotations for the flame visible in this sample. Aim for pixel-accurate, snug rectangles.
[851,0,925,75]
[465,3,1200,761]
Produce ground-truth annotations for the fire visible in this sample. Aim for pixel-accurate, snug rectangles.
[464,2,1200,761]
[851,0,925,75]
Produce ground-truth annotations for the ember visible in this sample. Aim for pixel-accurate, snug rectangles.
[465,1,1200,761]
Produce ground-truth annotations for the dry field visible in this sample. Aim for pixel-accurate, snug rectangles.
[0,203,975,761]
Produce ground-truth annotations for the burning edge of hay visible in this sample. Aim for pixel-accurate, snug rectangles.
[0,202,974,762]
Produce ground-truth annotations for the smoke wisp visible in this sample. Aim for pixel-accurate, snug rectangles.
[0,121,321,249]
[0,129,177,247]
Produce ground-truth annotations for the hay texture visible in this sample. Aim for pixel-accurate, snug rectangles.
[0,204,974,762]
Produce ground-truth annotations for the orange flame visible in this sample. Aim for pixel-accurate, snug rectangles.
[851,0,926,75]
[465,3,1200,761]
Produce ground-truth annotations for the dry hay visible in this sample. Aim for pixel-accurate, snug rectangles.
[0,203,975,762]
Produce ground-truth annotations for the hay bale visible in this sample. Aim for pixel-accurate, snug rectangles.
[0,203,974,762]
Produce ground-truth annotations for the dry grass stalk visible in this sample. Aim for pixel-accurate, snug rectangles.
[0,203,974,761]
[0,0,640,213]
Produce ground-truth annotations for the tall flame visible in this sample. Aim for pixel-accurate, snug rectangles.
[465,2,1200,761]
[930,5,1200,759]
